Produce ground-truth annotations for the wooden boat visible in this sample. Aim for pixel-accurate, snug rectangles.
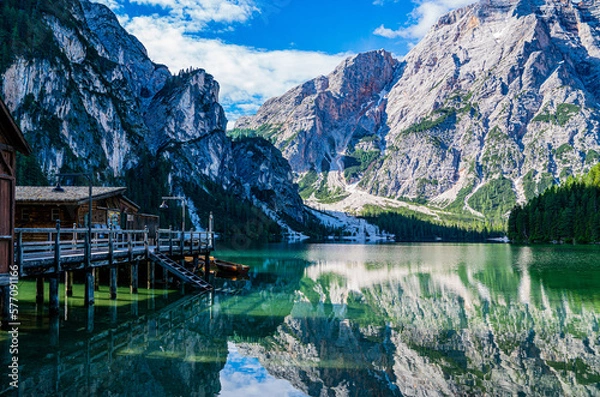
[212,258,249,276]
[185,255,249,278]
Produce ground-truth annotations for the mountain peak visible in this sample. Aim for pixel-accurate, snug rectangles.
[237,0,600,220]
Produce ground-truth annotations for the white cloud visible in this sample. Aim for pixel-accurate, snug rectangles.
[122,14,347,127]
[130,0,259,29]
[93,0,348,127]
[374,0,475,40]
[95,0,123,10]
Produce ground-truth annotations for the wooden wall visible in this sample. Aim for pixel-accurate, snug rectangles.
[16,196,152,231]
[0,136,16,274]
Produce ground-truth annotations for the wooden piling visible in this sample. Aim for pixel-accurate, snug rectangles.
[65,272,73,297]
[193,254,199,272]
[85,232,95,306]
[203,253,210,281]
[85,269,95,306]
[109,228,117,300]
[49,275,59,317]
[130,260,138,294]
[147,260,155,289]
[110,266,118,300]
[50,220,61,317]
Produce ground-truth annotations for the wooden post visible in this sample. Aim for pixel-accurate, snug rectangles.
[169,227,174,256]
[49,275,59,317]
[110,266,117,300]
[54,220,61,275]
[209,212,214,249]
[109,228,117,300]
[130,260,138,294]
[204,253,210,281]
[155,228,160,254]
[16,231,23,270]
[147,260,155,289]
[36,277,44,305]
[65,271,73,297]
[180,261,186,294]
[85,230,95,306]
[193,254,199,273]
[180,229,184,256]
[50,220,61,317]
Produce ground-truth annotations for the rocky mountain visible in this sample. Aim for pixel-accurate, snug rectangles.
[235,0,600,221]
[0,0,309,234]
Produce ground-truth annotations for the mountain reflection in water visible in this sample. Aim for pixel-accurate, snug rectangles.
[5,243,600,396]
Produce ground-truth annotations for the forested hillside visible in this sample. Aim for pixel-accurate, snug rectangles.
[361,206,503,243]
[508,164,600,243]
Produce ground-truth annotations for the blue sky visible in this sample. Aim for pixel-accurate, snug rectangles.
[96,0,475,127]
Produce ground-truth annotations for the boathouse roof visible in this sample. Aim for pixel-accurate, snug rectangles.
[16,186,134,206]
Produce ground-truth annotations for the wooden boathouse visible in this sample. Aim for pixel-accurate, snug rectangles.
[15,186,159,233]
[0,96,32,324]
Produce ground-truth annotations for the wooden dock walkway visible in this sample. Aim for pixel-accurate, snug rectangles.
[15,226,214,277]
[10,223,216,319]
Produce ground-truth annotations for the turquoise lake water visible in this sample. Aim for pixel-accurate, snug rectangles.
[3,243,600,396]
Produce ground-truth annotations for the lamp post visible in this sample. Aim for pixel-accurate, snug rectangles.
[159,196,186,231]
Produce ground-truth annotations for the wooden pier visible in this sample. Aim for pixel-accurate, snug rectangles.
[11,221,215,319]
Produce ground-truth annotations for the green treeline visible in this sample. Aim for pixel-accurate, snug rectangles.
[508,164,600,243]
[123,151,283,242]
[362,206,502,242]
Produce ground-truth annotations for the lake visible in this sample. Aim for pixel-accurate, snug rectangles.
[3,243,600,396]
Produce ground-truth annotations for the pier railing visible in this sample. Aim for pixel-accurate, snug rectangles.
[155,228,214,256]
[14,225,150,276]
[14,224,214,277]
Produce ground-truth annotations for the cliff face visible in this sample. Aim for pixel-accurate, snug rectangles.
[236,0,600,219]
[235,49,399,177]
[1,0,307,230]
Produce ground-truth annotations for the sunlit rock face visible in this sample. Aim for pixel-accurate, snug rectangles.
[236,49,399,176]
[1,0,307,231]
[237,0,600,216]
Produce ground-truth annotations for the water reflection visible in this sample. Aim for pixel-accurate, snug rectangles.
[6,243,600,396]
[219,342,308,397]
